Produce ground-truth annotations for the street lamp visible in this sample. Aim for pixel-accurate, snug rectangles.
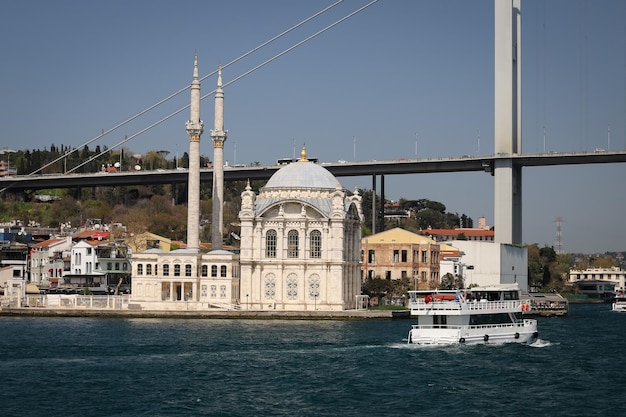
[246,294,249,310]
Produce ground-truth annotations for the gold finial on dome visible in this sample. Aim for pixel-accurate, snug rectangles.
[299,143,308,162]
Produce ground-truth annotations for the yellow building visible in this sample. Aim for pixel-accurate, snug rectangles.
[361,227,440,290]
[125,232,172,253]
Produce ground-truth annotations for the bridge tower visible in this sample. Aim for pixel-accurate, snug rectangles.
[184,54,204,253]
[494,0,522,244]
[210,66,228,250]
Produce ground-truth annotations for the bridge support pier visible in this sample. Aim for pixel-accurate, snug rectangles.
[493,0,522,244]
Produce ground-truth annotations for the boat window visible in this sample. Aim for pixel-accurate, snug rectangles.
[433,315,447,328]
[469,313,512,326]
[503,291,519,300]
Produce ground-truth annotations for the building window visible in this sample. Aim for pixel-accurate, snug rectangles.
[264,274,276,299]
[115,262,120,271]
[287,230,299,258]
[310,230,321,258]
[401,250,407,262]
[401,271,407,278]
[202,265,208,277]
[174,264,181,276]
[220,265,227,277]
[185,264,192,277]
[386,271,391,280]
[393,250,399,263]
[163,264,169,276]
[146,264,152,275]
[368,250,375,263]
[220,285,227,298]
[421,250,427,263]
[137,264,143,275]
[122,263,128,271]
[308,274,320,300]
[286,273,298,299]
[201,285,207,298]
[211,265,217,277]
[266,229,277,258]
[210,285,216,298]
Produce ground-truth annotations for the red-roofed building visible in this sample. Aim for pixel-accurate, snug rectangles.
[419,216,494,243]
[29,236,72,287]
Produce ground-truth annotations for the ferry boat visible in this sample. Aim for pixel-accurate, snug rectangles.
[612,291,626,312]
[407,284,538,345]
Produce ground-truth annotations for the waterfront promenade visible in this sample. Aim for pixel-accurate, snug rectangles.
[0,307,396,319]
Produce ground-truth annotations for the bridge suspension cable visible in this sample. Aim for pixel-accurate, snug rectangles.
[27,0,351,177]
[64,0,380,175]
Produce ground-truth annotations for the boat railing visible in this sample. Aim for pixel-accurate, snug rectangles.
[410,299,521,312]
[410,319,536,331]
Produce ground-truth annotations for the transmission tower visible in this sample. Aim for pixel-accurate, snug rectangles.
[554,216,564,254]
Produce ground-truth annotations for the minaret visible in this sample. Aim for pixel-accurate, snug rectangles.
[210,66,227,250]
[185,54,204,252]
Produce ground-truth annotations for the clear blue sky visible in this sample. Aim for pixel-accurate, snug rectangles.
[1,0,625,254]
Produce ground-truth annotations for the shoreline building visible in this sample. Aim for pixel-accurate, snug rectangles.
[130,56,363,311]
[130,56,240,310]
[569,267,626,299]
[238,147,364,311]
[361,228,441,290]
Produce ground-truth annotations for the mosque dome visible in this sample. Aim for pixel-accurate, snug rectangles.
[264,161,340,190]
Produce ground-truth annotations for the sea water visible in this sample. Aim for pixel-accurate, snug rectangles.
[0,303,624,417]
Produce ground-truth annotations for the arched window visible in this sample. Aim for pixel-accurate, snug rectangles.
[185,264,192,277]
[287,230,299,258]
[163,264,170,276]
[137,264,143,276]
[146,264,152,275]
[202,265,208,277]
[310,230,321,258]
[174,264,181,276]
[266,229,277,258]
[211,265,218,277]
[220,265,227,277]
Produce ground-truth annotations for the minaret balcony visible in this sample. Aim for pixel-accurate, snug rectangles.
[185,120,204,136]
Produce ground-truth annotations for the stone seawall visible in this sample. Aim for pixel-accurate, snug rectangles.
[0,307,403,320]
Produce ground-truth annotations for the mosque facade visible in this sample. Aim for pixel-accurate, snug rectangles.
[130,56,363,311]
[238,149,363,311]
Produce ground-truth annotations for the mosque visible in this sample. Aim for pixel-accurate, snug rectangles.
[130,56,364,311]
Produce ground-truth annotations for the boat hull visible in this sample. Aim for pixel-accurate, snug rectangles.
[612,302,626,312]
[408,321,538,345]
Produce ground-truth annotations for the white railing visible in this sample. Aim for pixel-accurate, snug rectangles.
[19,294,131,309]
[410,299,521,312]
[410,319,536,331]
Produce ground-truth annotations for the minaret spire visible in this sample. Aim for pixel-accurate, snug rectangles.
[185,53,204,252]
[210,65,228,250]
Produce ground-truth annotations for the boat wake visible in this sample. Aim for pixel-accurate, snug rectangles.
[528,338,553,348]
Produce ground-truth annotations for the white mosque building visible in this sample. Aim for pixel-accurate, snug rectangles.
[239,148,363,311]
[130,56,363,311]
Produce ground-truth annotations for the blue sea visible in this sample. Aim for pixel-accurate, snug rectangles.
[1,303,624,417]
